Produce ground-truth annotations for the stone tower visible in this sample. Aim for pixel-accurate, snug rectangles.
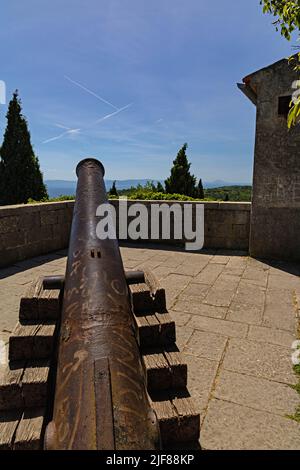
[239,56,300,261]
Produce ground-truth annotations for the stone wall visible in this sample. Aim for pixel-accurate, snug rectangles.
[0,201,74,268]
[0,200,250,268]
[243,58,300,261]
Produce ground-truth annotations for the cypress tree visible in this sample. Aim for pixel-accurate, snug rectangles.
[165,143,197,197]
[156,182,164,193]
[197,178,204,199]
[109,180,118,197]
[0,90,48,205]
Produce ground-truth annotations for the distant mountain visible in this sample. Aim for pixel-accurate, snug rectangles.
[45,179,251,198]
[203,180,251,189]
[45,179,162,198]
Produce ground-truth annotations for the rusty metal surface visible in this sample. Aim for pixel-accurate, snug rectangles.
[43,275,65,290]
[45,158,160,450]
[43,270,145,291]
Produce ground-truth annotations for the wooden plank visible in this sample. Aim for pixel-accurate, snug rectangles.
[36,288,60,321]
[0,362,24,411]
[142,346,187,391]
[14,408,45,450]
[22,361,50,408]
[0,410,22,450]
[130,282,166,314]
[19,278,43,321]
[142,349,169,391]
[9,323,56,362]
[155,312,176,345]
[0,360,50,411]
[19,277,61,321]
[151,390,200,445]
[134,312,175,347]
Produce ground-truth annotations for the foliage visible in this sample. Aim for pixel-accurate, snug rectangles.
[156,181,165,193]
[111,190,213,201]
[287,363,300,422]
[204,186,252,202]
[109,180,118,197]
[165,144,198,197]
[28,184,252,203]
[197,178,204,199]
[27,194,75,203]
[260,1,300,39]
[261,1,300,127]
[0,91,48,205]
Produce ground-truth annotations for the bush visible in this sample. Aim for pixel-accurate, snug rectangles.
[116,191,214,201]
[27,195,75,204]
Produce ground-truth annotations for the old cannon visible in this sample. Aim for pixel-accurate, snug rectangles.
[0,158,200,450]
[44,158,160,450]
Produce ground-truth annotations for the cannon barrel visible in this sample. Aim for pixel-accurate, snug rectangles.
[45,158,160,450]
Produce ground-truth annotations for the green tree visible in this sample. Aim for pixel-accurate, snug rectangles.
[197,178,204,199]
[165,144,197,197]
[0,91,48,205]
[109,180,118,197]
[156,181,164,193]
[261,0,300,127]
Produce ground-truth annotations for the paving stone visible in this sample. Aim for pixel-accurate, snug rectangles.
[173,300,227,319]
[132,260,161,271]
[175,326,194,351]
[223,338,297,385]
[210,255,230,265]
[184,330,227,361]
[233,279,265,307]
[247,258,270,270]
[201,399,300,450]
[172,262,208,277]
[152,266,174,280]
[248,325,297,348]
[213,370,299,416]
[263,288,297,332]
[203,274,239,307]
[159,255,185,268]
[242,266,268,286]
[187,315,248,339]
[223,258,247,277]
[183,354,219,413]
[268,273,300,291]
[161,274,191,308]
[193,264,224,285]
[180,283,211,299]
[227,301,263,325]
[169,310,191,327]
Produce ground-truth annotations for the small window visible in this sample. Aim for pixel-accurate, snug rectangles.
[278,96,292,117]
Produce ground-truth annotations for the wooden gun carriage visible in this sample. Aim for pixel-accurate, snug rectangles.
[0,158,200,450]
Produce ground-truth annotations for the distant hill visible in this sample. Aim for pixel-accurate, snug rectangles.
[45,179,251,198]
[45,179,162,198]
[204,180,250,189]
[204,185,252,202]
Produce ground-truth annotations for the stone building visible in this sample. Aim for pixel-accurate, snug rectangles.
[239,56,300,261]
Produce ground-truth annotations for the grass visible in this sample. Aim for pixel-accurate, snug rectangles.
[287,359,300,423]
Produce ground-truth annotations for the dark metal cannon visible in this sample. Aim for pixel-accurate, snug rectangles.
[44,158,160,450]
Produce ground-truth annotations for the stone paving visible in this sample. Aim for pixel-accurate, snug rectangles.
[0,245,299,449]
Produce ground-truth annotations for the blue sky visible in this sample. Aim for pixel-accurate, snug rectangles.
[0,1,294,182]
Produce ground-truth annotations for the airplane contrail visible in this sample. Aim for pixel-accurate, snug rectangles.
[94,103,133,124]
[64,75,119,110]
[43,77,132,144]
[42,128,81,144]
